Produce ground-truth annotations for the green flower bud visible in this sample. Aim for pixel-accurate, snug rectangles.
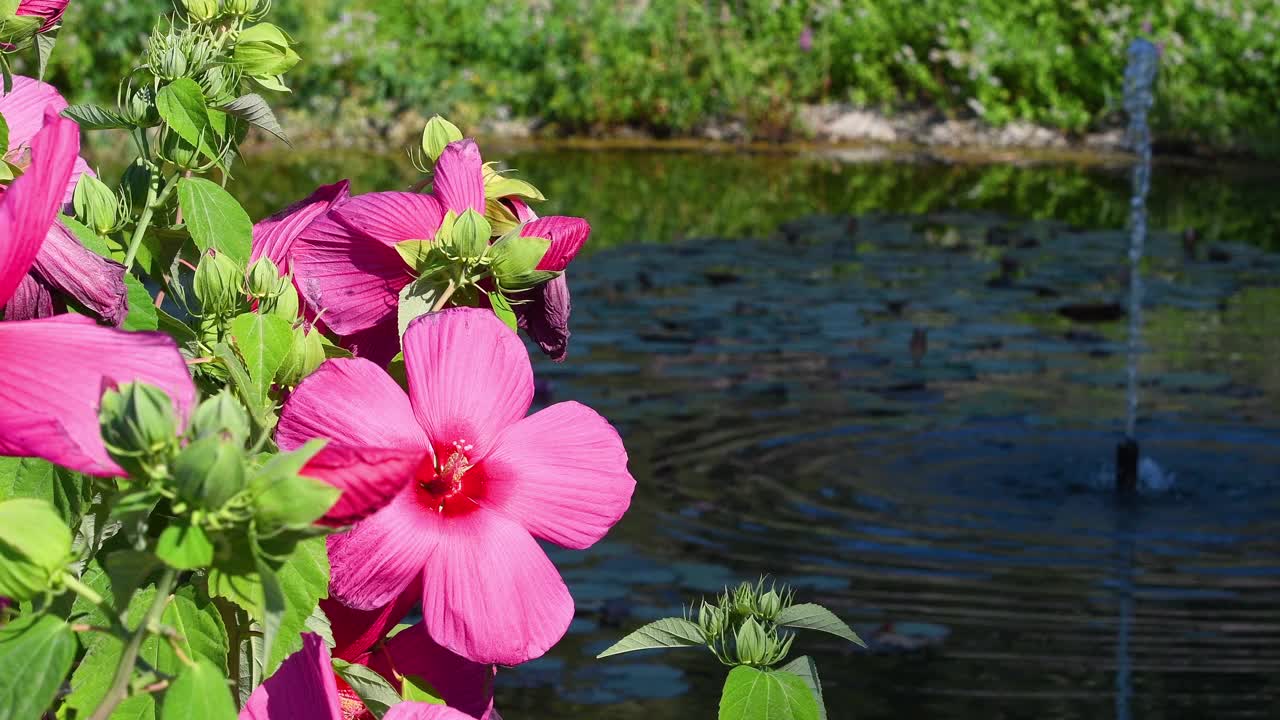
[0,15,42,50]
[758,590,782,620]
[173,435,247,510]
[421,115,463,163]
[179,0,220,22]
[246,257,284,299]
[199,65,240,106]
[276,327,326,388]
[120,158,153,210]
[122,85,160,128]
[223,0,258,16]
[99,382,181,478]
[161,131,201,170]
[450,208,491,260]
[190,390,251,446]
[234,23,300,77]
[195,250,245,316]
[260,280,299,321]
[0,499,72,601]
[734,617,768,666]
[155,44,189,82]
[72,174,119,234]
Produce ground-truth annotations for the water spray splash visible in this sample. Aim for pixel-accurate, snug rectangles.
[1117,38,1159,494]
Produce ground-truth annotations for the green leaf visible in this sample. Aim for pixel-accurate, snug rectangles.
[777,656,826,720]
[255,555,285,674]
[122,273,159,331]
[774,604,865,647]
[489,290,517,332]
[0,498,72,601]
[719,666,821,720]
[210,536,329,674]
[156,78,220,159]
[0,111,9,155]
[332,659,400,719]
[156,306,198,344]
[102,550,160,611]
[0,456,84,523]
[490,234,549,279]
[394,240,435,272]
[402,674,447,704]
[155,522,214,570]
[162,658,237,720]
[397,281,439,338]
[35,30,56,81]
[229,311,294,401]
[61,104,131,130]
[67,585,228,715]
[0,614,76,720]
[596,617,705,658]
[220,94,290,146]
[178,177,252,267]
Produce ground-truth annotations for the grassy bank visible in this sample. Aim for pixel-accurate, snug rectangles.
[46,1,1280,154]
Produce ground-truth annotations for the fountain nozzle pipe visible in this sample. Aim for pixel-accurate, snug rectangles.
[1116,438,1139,495]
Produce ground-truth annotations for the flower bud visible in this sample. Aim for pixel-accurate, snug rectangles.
[195,250,245,316]
[122,85,160,128]
[99,382,180,477]
[179,0,220,22]
[155,44,189,82]
[260,280,299,321]
[161,131,201,170]
[758,590,782,620]
[276,326,326,388]
[223,0,258,16]
[0,499,72,601]
[190,391,251,446]
[734,617,768,666]
[72,174,119,234]
[120,158,153,209]
[234,23,301,77]
[246,257,284,299]
[421,115,463,163]
[173,435,247,510]
[199,65,239,106]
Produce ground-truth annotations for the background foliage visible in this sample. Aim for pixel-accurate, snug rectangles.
[47,0,1280,153]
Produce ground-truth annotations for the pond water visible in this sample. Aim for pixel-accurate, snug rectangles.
[142,145,1280,718]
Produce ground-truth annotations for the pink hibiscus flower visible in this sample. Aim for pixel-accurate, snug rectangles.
[276,307,634,664]
[15,0,70,33]
[0,110,195,476]
[241,633,489,720]
[290,139,589,364]
[0,75,125,324]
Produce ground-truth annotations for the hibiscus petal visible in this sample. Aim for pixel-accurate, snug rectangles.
[332,191,444,246]
[329,486,441,610]
[337,315,402,368]
[292,212,414,335]
[513,274,571,362]
[251,180,351,273]
[240,633,342,720]
[4,273,55,320]
[0,76,66,151]
[16,0,69,32]
[383,705,477,720]
[370,623,495,720]
[32,222,127,325]
[479,401,634,550]
[419,508,573,665]
[521,216,590,271]
[505,197,538,224]
[433,140,485,215]
[305,444,426,526]
[324,585,421,662]
[401,308,533,460]
[0,111,78,306]
[0,315,195,476]
[277,357,427,451]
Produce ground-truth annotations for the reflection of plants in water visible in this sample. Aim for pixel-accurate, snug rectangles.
[1145,288,1280,397]
[599,579,864,720]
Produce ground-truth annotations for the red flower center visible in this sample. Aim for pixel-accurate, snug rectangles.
[414,440,482,516]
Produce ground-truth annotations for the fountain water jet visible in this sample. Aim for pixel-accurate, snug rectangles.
[1116,38,1160,496]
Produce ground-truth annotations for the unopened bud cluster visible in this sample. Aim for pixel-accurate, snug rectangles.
[694,579,798,666]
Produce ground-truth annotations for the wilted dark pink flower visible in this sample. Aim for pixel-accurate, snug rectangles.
[0,75,125,324]
[0,111,194,476]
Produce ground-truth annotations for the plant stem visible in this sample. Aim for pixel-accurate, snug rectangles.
[430,279,457,312]
[87,568,177,720]
[123,172,181,272]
